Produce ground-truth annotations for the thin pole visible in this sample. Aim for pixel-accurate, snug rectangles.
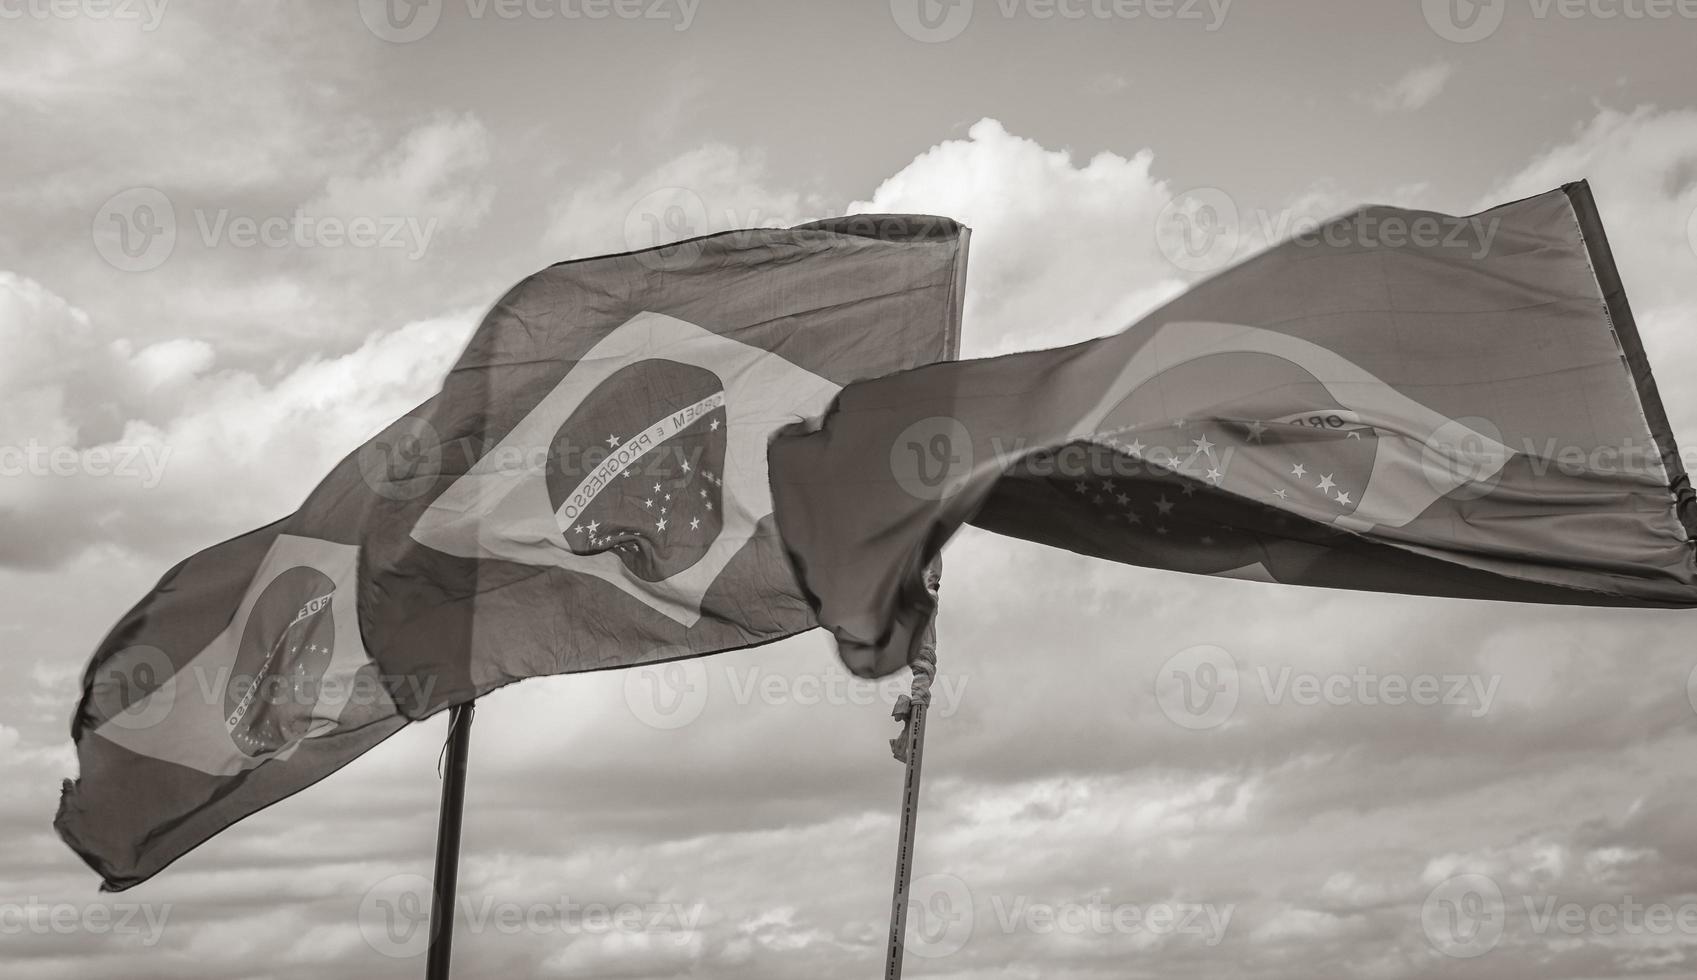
[884,698,929,980]
[426,701,475,980]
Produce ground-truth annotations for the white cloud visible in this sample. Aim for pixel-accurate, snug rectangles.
[305,113,495,240]
[0,269,476,568]
[1361,61,1455,113]
[851,118,1189,355]
[1480,106,1697,435]
[546,143,829,260]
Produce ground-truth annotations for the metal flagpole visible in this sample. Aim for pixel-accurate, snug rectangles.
[883,693,930,979]
[426,701,476,980]
[884,565,941,980]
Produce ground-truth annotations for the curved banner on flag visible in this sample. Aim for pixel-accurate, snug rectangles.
[1076,320,1515,533]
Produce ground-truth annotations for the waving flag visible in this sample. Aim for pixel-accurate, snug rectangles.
[56,423,417,890]
[770,183,1697,677]
[58,216,970,889]
[364,216,969,714]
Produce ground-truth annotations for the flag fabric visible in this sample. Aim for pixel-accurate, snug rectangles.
[55,420,419,891]
[359,215,969,715]
[769,182,1697,678]
[58,216,969,889]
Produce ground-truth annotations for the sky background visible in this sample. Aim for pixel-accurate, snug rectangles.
[5,1,1697,977]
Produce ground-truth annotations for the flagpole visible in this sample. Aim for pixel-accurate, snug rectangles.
[883,695,929,980]
[426,701,475,980]
[885,563,942,980]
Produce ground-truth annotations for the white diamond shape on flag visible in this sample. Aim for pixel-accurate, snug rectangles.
[410,311,841,626]
[91,536,377,776]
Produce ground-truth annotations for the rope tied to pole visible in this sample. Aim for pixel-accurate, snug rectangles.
[889,562,941,763]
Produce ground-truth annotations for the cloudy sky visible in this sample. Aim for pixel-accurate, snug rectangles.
[5,1,1697,977]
